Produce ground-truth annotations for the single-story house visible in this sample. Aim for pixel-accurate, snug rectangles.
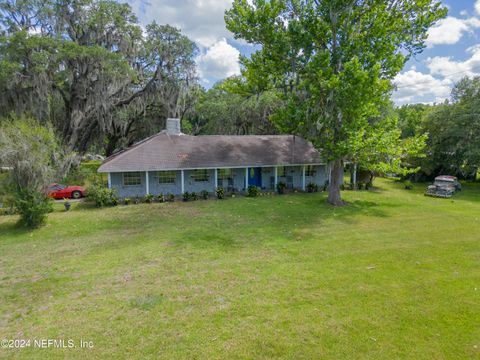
[98,118,330,198]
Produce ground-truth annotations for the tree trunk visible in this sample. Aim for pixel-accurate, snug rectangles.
[327,158,345,206]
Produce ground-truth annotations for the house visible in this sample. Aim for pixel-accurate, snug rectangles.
[97,118,329,198]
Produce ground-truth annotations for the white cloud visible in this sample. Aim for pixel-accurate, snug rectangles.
[476,0,480,15]
[128,0,233,48]
[426,45,480,80]
[196,38,240,85]
[392,70,452,105]
[426,16,480,47]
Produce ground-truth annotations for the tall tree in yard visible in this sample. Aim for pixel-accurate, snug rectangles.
[225,0,446,205]
[0,0,198,154]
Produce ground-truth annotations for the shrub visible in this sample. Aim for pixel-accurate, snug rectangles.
[14,190,53,228]
[306,182,318,193]
[167,193,175,202]
[277,181,286,194]
[404,180,413,190]
[216,187,224,199]
[182,192,190,201]
[200,190,209,200]
[124,197,131,205]
[145,194,154,203]
[157,194,165,203]
[190,192,199,201]
[247,185,259,197]
[86,184,118,207]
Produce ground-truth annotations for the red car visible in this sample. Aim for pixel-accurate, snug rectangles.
[47,183,85,199]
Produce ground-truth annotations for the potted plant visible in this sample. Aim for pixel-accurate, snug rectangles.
[277,181,286,194]
[216,187,224,199]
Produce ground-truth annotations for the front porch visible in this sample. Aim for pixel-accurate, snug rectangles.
[108,165,328,198]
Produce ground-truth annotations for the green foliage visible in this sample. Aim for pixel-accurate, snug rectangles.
[276,182,286,194]
[225,0,446,204]
[306,183,318,193]
[247,185,259,197]
[200,190,209,200]
[403,180,413,190]
[86,184,118,207]
[145,194,154,204]
[166,193,175,202]
[124,197,131,205]
[182,192,190,202]
[190,192,199,201]
[216,187,225,199]
[157,194,165,203]
[14,189,53,228]
[418,77,480,179]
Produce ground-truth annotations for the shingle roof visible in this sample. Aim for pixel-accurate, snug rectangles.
[97,133,324,173]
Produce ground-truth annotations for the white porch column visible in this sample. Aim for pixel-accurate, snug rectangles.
[145,171,150,195]
[214,168,218,189]
[181,170,185,194]
[107,173,111,189]
[302,166,306,191]
[245,168,249,189]
[274,166,278,189]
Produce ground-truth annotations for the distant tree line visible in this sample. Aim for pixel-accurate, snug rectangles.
[396,77,480,180]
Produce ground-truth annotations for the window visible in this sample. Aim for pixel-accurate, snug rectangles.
[193,169,209,182]
[277,166,287,177]
[123,172,142,186]
[157,171,176,184]
[305,165,316,177]
[217,168,233,180]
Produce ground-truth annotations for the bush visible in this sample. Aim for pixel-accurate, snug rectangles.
[216,187,224,199]
[247,185,259,197]
[182,192,190,201]
[190,192,199,201]
[167,193,175,202]
[14,190,53,228]
[404,180,413,190]
[200,190,209,200]
[86,184,118,207]
[124,197,131,205]
[145,194,154,203]
[277,181,286,194]
[306,182,318,193]
[157,194,165,203]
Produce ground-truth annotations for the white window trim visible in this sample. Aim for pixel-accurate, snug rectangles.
[123,172,142,186]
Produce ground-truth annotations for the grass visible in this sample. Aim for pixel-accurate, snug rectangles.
[0,178,479,359]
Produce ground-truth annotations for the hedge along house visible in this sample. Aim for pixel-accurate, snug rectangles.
[97,119,329,198]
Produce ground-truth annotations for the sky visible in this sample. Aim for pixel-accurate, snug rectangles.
[127,0,480,106]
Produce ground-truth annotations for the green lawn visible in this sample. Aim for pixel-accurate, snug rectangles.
[0,179,479,359]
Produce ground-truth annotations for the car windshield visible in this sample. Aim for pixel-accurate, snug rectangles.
[50,184,66,190]
[434,180,453,186]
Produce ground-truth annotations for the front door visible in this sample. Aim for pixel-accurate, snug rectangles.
[248,167,262,187]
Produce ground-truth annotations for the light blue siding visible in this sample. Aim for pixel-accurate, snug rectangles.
[109,165,328,198]
[184,169,216,193]
[111,172,147,198]
[148,171,182,195]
